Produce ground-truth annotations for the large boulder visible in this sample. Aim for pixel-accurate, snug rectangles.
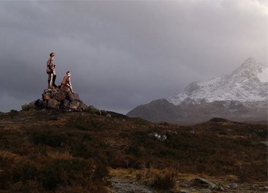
[69,101,80,110]
[60,99,70,109]
[194,177,217,189]
[47,99,60,110]
[35,99,47,109]
[51,91,66,101]
[67,93,80,101]
[42,93,51,101]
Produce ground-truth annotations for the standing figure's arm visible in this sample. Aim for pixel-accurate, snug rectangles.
[47,58,53,69]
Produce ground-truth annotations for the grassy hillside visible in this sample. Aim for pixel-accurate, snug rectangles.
[0,110,267,192]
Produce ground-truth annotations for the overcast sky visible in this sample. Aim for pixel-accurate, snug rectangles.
[0,0,267,114]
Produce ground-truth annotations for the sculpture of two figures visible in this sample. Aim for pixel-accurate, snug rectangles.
[46,52,74,93]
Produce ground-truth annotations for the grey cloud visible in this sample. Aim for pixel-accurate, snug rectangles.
[0,0,267,113]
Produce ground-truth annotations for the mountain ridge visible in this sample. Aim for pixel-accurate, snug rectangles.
[127,58,267,124]
[168,57,267,105]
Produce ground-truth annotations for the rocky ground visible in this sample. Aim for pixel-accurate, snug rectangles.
[110,177,155,193]
[108,169,268,193]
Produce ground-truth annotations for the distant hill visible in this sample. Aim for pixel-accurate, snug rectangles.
[127,58,268,124]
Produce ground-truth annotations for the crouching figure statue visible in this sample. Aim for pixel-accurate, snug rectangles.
[61,71,74,93]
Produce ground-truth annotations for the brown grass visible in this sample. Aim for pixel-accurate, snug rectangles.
[0,110,267,192]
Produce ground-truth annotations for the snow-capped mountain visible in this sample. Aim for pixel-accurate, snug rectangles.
[127,58,267,124]
[168,57,267,105]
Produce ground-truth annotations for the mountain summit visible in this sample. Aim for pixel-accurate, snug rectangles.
[169,57,268,105]
[127,58,267,124]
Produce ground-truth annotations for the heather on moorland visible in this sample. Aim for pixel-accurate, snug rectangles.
[0,110,266,192]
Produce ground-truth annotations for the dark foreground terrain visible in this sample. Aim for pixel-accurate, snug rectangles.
[0,110,267,193]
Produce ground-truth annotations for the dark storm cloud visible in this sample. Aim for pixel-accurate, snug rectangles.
[0,0,267,113]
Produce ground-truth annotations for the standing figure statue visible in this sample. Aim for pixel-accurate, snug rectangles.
[61,71,74,93]
[46,52,57,88]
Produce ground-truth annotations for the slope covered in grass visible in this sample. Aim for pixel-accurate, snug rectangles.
[0,110,267,192]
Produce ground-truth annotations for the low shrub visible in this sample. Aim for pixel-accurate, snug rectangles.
[30,130,67,148]
[41,158,93,191]
[150,171,177,190]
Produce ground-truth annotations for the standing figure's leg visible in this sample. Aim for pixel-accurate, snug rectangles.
[52,69,57,87]
[48,73,53,88]
[52,75,57,87]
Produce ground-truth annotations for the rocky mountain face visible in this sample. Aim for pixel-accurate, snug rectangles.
[127,58,268,124]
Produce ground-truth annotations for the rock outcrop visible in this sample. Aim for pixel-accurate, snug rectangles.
[22,88,96,113]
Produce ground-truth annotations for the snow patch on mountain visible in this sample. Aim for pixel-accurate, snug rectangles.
[168,58,268,106]
[257,67,268,83]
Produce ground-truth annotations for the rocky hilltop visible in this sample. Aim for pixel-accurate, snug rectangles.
[21,88,100,113]
[127,58,268,124]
